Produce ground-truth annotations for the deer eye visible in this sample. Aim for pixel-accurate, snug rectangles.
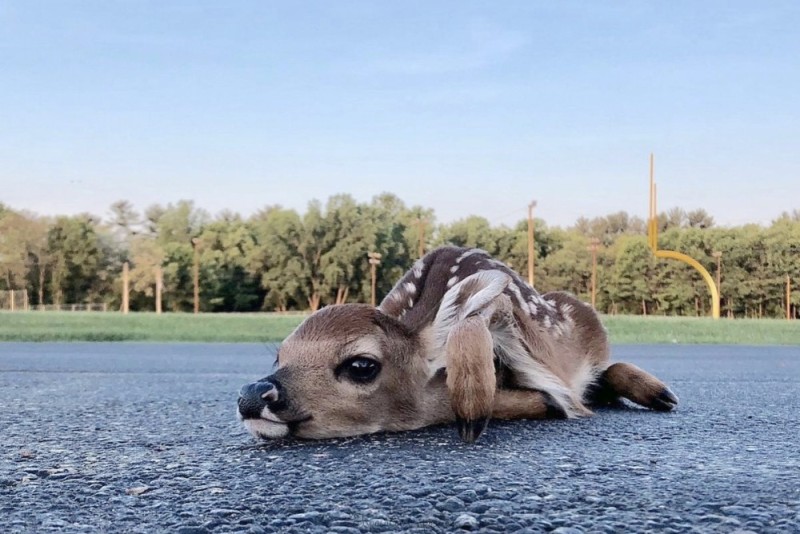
[336,356,381,384]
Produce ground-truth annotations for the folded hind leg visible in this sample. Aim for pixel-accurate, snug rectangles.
[592,362,678,411]
[492,389,568,420]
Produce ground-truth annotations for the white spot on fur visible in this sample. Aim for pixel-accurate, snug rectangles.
[506,282,528,310]
[408,298,414,308]
[450,265,459,274]
[528,302,538,316]
[488,259,508,270]
[447,276,459,288]
[412,259,425,278]
[378,274,416,316]
[542,298,557,313]
[543,316,552,329]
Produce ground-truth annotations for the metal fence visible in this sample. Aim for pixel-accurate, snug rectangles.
[0,291,108,312]
[30,303,109,312]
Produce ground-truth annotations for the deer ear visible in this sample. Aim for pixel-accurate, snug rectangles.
[431,270,511,344]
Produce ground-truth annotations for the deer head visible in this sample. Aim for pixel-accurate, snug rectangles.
[237,303,454,440]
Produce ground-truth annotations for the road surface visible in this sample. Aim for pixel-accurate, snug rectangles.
[1,343,798,533]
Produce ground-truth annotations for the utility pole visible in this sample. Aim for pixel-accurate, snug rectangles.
[122,262,130,314]
[191,238,200,314]
[587,238,601,308]
[155,266,163,314]
[527,200,537,286]
[368,252,382,307]
[788,275,792,321]
[713,251,723,295]
[414,218,427,258]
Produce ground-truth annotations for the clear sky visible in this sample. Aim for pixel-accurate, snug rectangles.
[1,1,798,227]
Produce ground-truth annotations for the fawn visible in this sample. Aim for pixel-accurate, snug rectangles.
[238,246,677,443]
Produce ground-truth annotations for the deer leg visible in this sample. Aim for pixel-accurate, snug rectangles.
[592,362,678,411]
[445,314,496,443]
[492,388,568,420]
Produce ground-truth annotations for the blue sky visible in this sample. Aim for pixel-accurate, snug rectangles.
[1,1,798,227]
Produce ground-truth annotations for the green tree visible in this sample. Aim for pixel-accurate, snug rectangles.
[538,231,591,298]
[249,206,305,311]
[366,193,426,303]
[198,216,261,311]
[47,215,104,305]
[0,210,31,291]
[438,216,500,254]
[610,236,656,315]
[144,201,209,311]
[127,235,165,310]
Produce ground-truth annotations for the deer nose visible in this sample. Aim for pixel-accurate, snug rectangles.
[238,378,282,419]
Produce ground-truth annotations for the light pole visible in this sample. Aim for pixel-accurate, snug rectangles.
[527,200,537,286]
[587,238,601,308]
[368,252,382,307]
[191,237,201,314]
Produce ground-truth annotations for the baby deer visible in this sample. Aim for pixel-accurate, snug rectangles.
[238,246,677,443]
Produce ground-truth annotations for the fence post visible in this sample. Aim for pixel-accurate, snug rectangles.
[10,290,14,311]
[122,262,130,314]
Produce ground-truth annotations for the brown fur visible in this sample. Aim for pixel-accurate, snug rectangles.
[598,362,678,411]
[446,315,496,421]
[491,389,555,420]
[239,246,678,443]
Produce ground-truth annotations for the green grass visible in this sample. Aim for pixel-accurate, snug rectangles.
[0,311,798,345]
[601,315,800,345]
[0,311,305,343]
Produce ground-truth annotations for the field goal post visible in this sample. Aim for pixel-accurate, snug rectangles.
[648,154,720,319]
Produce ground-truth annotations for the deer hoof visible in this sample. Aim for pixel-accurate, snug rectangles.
[456,416,489,443]
[649,388,679,411]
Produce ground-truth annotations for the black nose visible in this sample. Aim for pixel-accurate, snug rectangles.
[238,378,282,419]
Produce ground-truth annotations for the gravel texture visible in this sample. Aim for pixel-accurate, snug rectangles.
[1,342,799,533]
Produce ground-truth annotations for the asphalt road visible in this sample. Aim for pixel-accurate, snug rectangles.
[1,343,798,533]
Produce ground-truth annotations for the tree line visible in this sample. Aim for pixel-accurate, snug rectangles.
[0,195,798,318]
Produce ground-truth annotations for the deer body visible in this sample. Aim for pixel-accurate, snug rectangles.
[238,246,677,443]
